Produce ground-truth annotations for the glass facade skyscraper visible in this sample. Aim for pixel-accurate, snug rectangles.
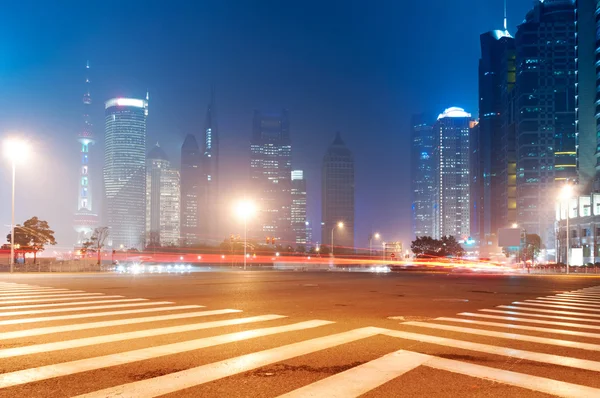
[291,170,308,245]
[322,132,354,250]
[250,110,293,243]
[199,86,220,243]
[410,114,435,238]
[433,107,471,240]
[514,0,576,248]
[103,97,148,249]
[180,134,201,245]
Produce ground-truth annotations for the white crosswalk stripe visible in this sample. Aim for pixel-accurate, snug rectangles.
[1,282,600,397]
[0,289,73,296]
[0,295,125,306]
[0,293,106,302]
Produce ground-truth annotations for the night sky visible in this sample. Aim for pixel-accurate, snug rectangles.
[0,0,532,251]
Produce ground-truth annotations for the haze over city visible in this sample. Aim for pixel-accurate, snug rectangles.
[0,0,530,249]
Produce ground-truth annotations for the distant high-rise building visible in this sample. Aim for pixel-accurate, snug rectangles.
[146,144,180,246]
[250,110,293,243]
[514,0,576,248]
[103,96,148,249]
[199,86,220,243]
[474,28,515,242]
[575,0,598,189]
[322,132,354,250]
[410,114,435,238]
[73,61,98,245]
[180,134,201,245]
[291,170,308,245]
[433,107,471,240]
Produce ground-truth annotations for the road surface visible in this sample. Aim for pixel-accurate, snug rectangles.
[0,270,599,397]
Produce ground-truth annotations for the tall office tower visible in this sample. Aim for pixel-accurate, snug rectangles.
[73,61,99,245]
[291,170,308,245]
[474,28,516,242]
[514,0,576,248]
[180,134,201,245]
[104,96,148,249]
[432,107,471,240]
[575,0,598,189]
[199,86,220,243]
[410,114,435,238]
[321,132,355,250]
[250,110,293,243]
[146,144,180,246]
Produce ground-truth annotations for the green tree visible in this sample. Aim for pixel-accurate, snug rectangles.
[523,234,542,263]
[89,227,110,265]
[410,236,441,258]
[6,217,57,264]
[440,235,465,257]
[296,245,306,254]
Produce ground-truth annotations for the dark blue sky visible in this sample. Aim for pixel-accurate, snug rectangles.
[0,0,531,250]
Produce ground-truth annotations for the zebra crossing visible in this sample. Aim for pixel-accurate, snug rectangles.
[1,281,600,397]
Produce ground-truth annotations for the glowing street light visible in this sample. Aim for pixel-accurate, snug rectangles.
[3,138,30,273]
[235,200,256,270]
[561,184,574,274]
[331,222,344,257]
[369,232,381,257]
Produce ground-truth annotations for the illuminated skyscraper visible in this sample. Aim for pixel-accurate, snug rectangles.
[180,134,201,245]
[433,107,471,240]
[250,110,293,243]
[199,86,220,243]
[514,0,576,247]
[322,132,354,250]
[146,144,180,246]
[73,61,99,244]
[291,170,308,245]
[410,114,434,238]
[103,96,148,249]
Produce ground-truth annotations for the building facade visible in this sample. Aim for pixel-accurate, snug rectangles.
[199,86,220,244]
[474,29,515,242]
[575,0,599,189]
[103,97,148,249]
[146,144,180,247]
[514,0,576,249]
[73,61,99,245]
[322,132,355,250]
[433,107,471,240]
[556,193,600,264]
[291,170,308,245]
[180,134,201,245]
[249,110,293,243]
[410,114,435,238]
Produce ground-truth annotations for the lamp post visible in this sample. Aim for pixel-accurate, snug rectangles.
[561,184,573,274]
[369,232,380,258]
[236,200,256,270]
[331,222,344,257]
[4,139,29,273]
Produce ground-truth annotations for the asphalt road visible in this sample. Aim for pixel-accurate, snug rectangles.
[0,270,599,397]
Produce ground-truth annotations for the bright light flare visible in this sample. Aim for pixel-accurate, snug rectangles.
[560,184,573,200]
[235,200,256,220]
[374,233,380,239]
[3,138,30,164]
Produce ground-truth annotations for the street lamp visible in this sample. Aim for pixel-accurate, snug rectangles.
[3,138,29,273]
[331,222,344,256]
[235,200,256,270]
[369,232,381,258]
[561,184,573,274]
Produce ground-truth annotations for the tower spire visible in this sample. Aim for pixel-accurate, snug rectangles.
[503,0,508,32]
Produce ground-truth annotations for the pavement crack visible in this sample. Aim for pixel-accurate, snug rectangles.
[248,361,366,377]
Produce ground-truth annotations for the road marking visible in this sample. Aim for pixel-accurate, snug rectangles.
[452,312,600,337]
[561,293,600,299]
[0,319,334,389]
[278,350,429,398]
[382,329,600,372]
[438,317,600,337]
[497,305,600,318]
[537,296,600,304]
[480,309,600,323]
[510,301,600,312]
[0,305,203,326]
[0,298,145,310]
[0,289,72,296]
[0,301,171,317]
[525,299,600,309]
[0,294,107,304]
[0,314,287,358]
[426,353,600,398]
[74,326,379,398]
[404,321,600,351]
[0,309,241,340]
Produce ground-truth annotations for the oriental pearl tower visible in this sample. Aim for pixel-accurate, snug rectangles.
[73,61,99,245]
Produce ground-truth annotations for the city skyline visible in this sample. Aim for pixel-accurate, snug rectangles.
[0,0,533,250]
